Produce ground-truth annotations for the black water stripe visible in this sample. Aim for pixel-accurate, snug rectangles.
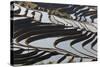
[74,6,86,12]
[16,29,69,42]
[54,33,83,46]
[92,58,97,61]
[67,56,74,63]
[31,11,35,18]
[78,12,92,21]
[14,51,47,64]
[57,54,67,63]
[82,33,97,47]
[14,25,66,38]
[78,12,96,22]
[74,8,89,21]
[91,38,97,48]
[39,12,43,21]
[24,9,29,17]
[13,19,33,31]
[82,11,96,16]
[22,52,59,65]
[13,49,39,58]
[70,32,96,58]
[65,5,77,14]
[13,7,21,15]
[25,29,81,44]
[90,14,97,23]
[16,29,78,43]
[70,32,93,46]
[74,8,89,16]
[12,48,24,54]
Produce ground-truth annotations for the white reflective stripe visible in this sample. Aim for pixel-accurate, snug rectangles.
[70,14,76,19]
[11,17,27,20]
[40,11,52,23]
[76,7,89,13]
[77,13,83,17]
[63,18,77,27]
[85,23,97,32]
[18,6,27,15]
[14,4,27,15]
[13,4,19,11]
[80,23,89,30]
[27,10,34,17]
[34,12,41,21]
[93,38,97,51]
[94,18,97,24]
[89,8,95,11]
[84,34,97,55]
[62,18,97,32]
[85,16,92,23]
[50,15,58,24]
[53,15,67,25]
[56,40,88,57]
